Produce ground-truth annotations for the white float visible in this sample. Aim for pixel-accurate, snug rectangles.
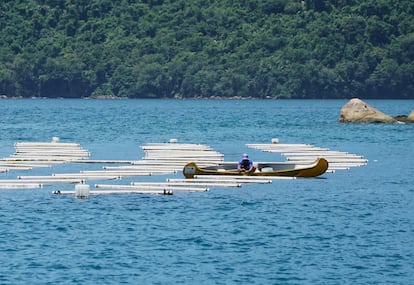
[75,184,90,199]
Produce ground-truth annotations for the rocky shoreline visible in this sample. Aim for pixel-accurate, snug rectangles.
[339,98,414,123]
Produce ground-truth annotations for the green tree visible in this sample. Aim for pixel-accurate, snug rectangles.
[0,0,413,99]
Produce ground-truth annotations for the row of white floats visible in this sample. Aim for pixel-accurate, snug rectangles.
[1,138,367,196]
[0,138,92,189]
[247,142,367,171]
[1,139,251,193]
[53,175,295,198]
[54,141,262,197]
[0,137,90,172]
[54,141,227,182]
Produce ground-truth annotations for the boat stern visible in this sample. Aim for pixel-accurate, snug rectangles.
[183,162,198,178]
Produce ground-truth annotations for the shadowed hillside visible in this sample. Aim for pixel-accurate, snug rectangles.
[1,0,413,98]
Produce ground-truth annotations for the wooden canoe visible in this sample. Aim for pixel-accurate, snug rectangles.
[183,157,329,178]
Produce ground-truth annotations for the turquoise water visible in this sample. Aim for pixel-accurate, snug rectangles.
[0,99,413,284]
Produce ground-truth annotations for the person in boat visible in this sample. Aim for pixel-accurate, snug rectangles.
[237,153,256,173]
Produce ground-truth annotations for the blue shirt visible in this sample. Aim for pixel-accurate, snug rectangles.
[238,158,253,169]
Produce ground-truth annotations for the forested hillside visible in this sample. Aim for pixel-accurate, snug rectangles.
[1,0,413,99]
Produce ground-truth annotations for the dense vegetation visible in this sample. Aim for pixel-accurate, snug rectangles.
[1,0,413,99]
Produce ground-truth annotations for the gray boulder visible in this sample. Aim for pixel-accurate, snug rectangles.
[339,98,397,123]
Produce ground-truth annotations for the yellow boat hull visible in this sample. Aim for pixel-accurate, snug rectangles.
[183,158,329,178]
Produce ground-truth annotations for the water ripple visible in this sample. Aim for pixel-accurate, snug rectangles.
[1,100,414,284]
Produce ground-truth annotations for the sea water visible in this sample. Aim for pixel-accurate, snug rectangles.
[0,99,413,284]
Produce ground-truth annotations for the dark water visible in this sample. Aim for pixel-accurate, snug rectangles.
[0,99,413,284]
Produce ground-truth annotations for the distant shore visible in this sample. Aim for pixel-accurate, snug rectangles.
[1,95,413,100]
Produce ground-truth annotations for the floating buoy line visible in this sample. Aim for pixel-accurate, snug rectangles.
[0,137,367,198]
[246,141,367,171]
